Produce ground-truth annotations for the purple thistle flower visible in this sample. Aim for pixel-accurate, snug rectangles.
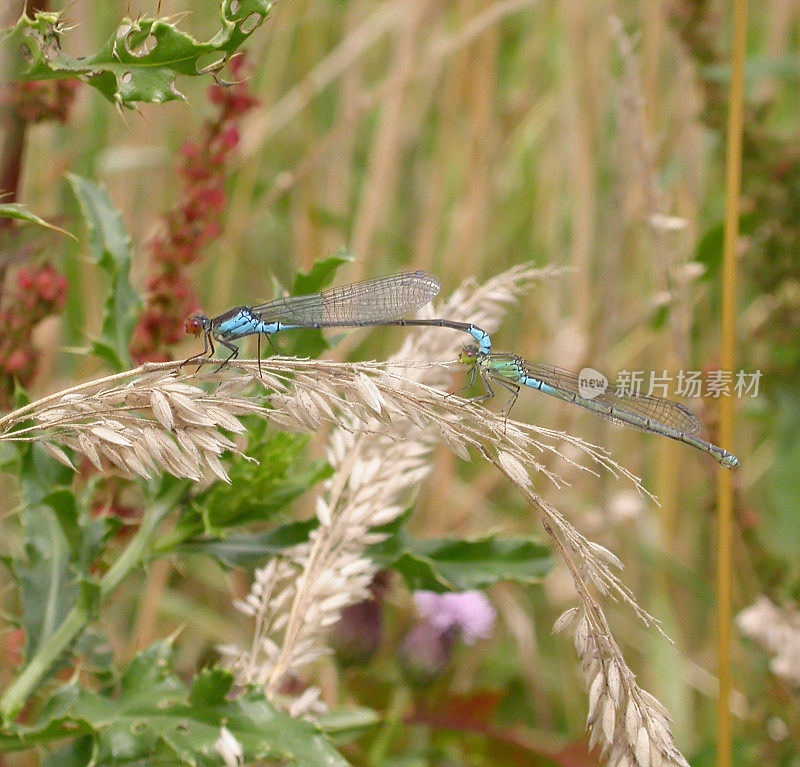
[413,590,497,646]
[399,622,458,687]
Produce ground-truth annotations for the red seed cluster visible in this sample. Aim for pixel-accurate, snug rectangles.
[0,263,68,407]
[0,72,77,408]
[1,80,79,123]
[130,55,259,364]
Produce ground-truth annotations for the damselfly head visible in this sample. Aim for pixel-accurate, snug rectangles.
[184,314,208,336]
[459,344,480,364]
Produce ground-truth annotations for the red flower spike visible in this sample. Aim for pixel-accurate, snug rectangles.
[5,348,33,374]
[130,55,259,364]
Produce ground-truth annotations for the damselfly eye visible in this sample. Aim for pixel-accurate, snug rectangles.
[184,316,204,336]
[459,344,479,364]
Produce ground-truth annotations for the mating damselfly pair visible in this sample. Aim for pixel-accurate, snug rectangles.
[184,270,739,469]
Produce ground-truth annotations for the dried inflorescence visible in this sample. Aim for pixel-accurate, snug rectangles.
[218,265,690,767]
[491,469,689,766]
[552,602,690,767]
[1,373,260,483]
[220,267,598,703]
[0,265,694,764]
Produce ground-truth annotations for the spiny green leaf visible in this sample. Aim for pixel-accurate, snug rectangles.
[0,202,75,239]
[120,640,177,694]
[67,174,139,370]
[185,510,552,591]
[369,512,553,591]
[187,428,330,537]
[2,2,274,109]
[188,668,233,707]
[4,644,348,765]
[40,735,94,766]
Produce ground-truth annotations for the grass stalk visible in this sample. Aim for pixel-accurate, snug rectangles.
[716,1,748,763]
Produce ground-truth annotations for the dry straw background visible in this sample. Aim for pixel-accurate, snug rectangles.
[6,0,799,764]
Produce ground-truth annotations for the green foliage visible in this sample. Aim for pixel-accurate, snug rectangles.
[1,642,347,766]
[0,202,75,239]
[1,2,273,109]
[8,445,118,661]
[369,512,553,591]
[67,174,139,370]
[758,395,800,586]
[13,445,79,659]
[180,422,331,538]
[693,213,757,283]
[178,518,318,565]
[15,507,74,661]
[8,1,796,762]
[316,708,381,741]
[186,510,552,591]
[72,628,116,690]
[276,249,354,359]
[290,249,355,296]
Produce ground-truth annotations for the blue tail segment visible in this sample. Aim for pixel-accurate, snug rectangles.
[469,325,491,354]
[457,344,739,469]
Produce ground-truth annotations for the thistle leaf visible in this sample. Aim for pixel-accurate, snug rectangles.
[1,2,273,109]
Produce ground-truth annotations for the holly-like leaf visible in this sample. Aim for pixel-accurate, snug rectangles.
[374,534,553,592]
[2,2,274,110]
[3,642,348,766]
[179,426,331,539]
[0,202,75,239]
[67,174,139,370]
[369,511,552,590]
[186,510,552,591]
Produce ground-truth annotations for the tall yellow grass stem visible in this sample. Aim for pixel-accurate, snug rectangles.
[716,1,748,764]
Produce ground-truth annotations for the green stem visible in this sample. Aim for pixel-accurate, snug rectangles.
[0,483,186,723]
[151,523,199,556]
[366,686,409,766]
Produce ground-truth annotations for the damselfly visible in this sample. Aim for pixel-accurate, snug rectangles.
[459,345,739,468]
[185,271,492,369]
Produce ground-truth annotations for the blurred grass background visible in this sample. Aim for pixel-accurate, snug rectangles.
[13,0,800,762]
